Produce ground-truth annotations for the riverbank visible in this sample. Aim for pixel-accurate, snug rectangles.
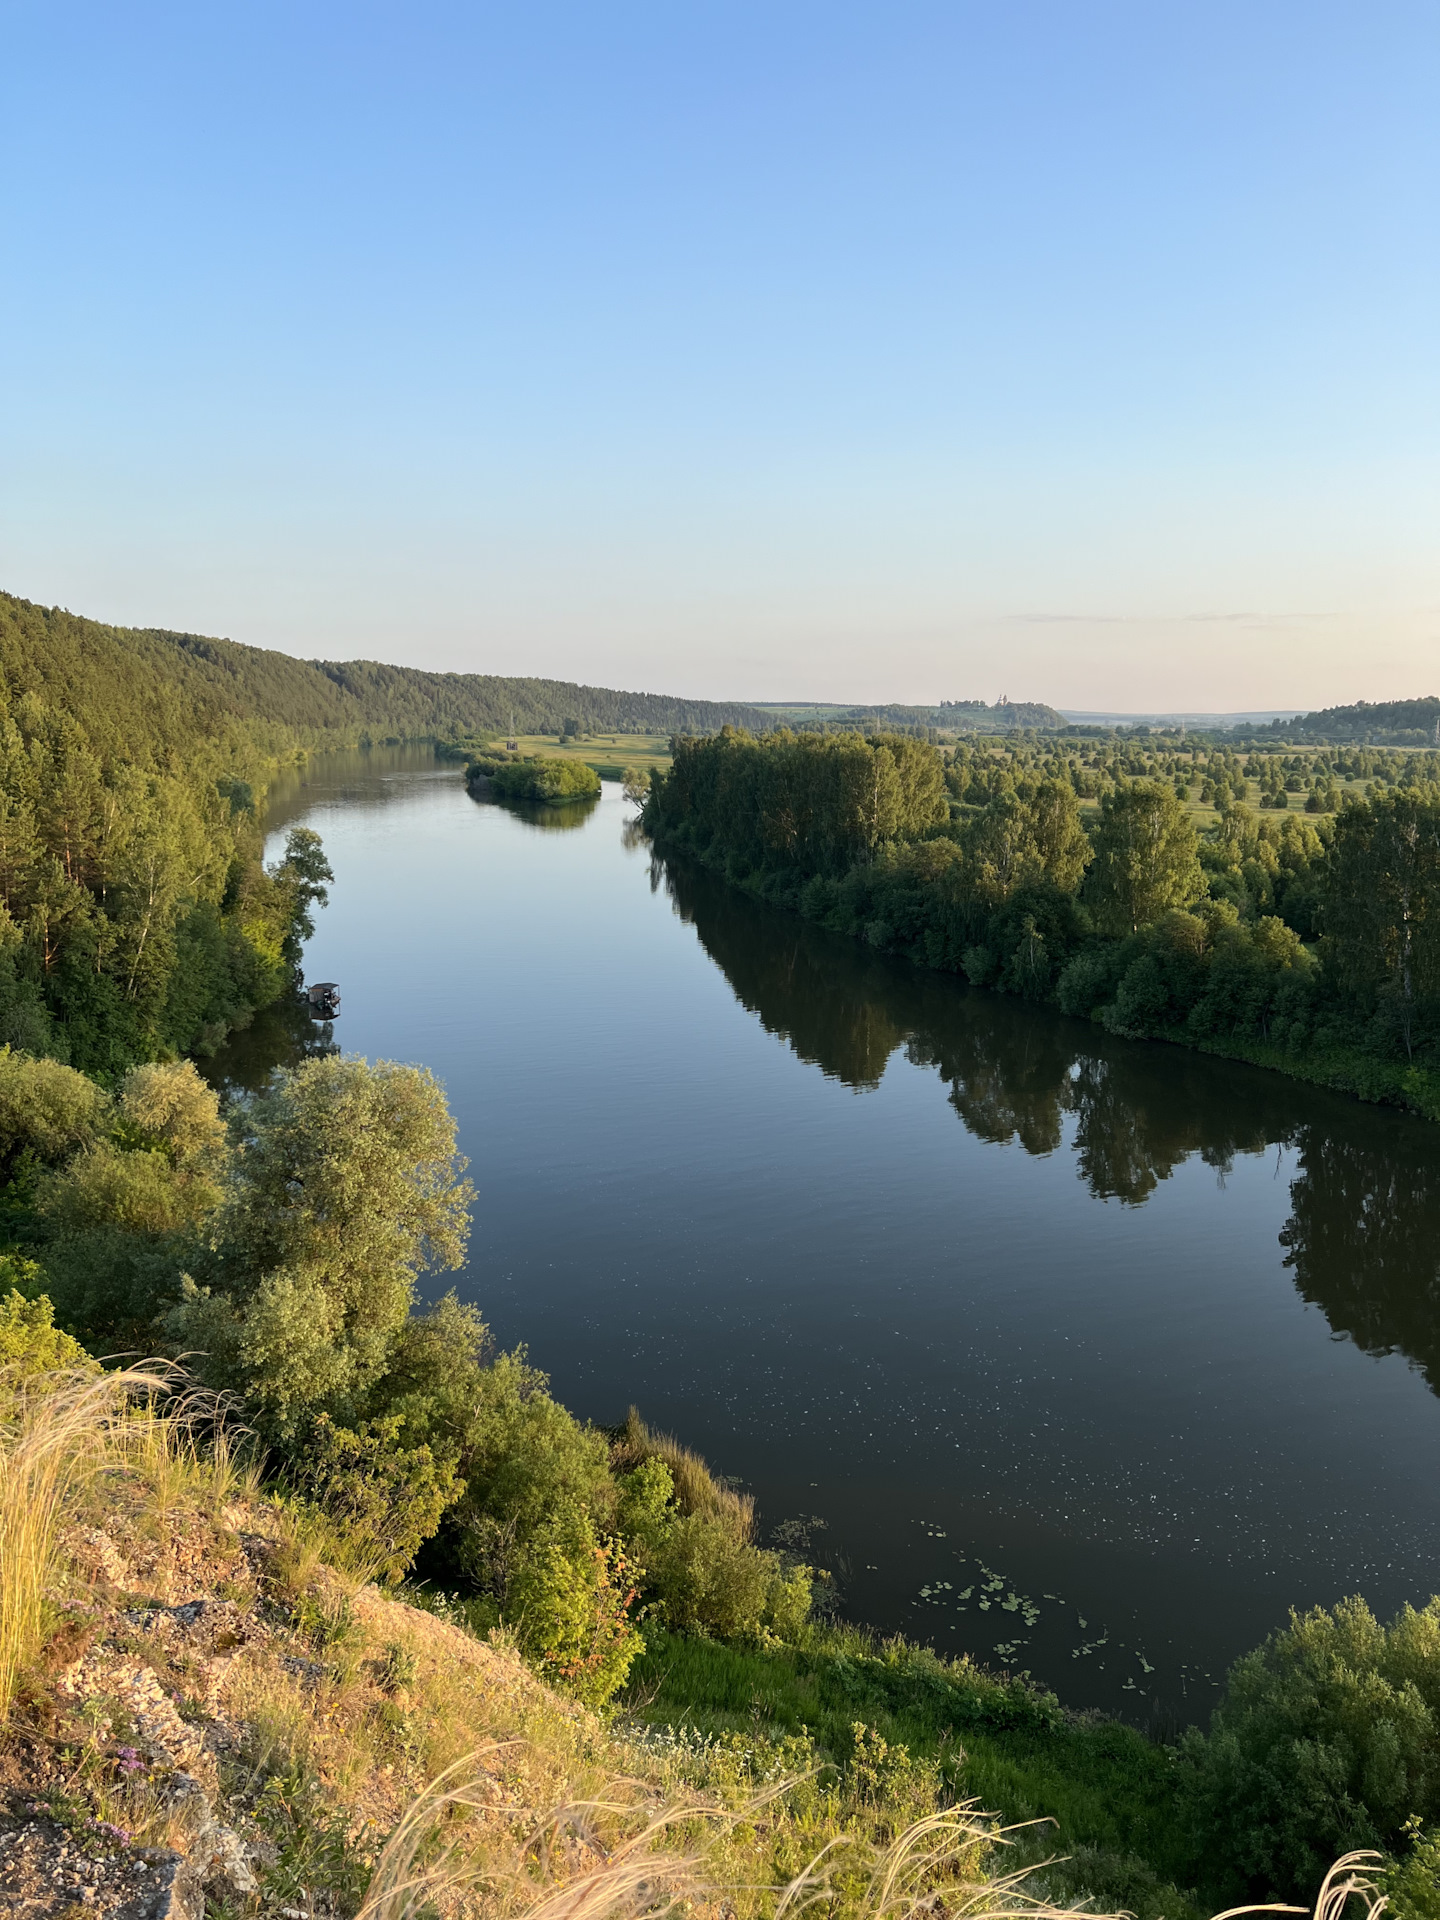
[655,826,1440,1120]
[10,1373,1153,1920]
[644,728,1440,1124]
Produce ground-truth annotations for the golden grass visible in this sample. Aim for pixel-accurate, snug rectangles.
[1211,1851,1386,1920]
[359,1763,1139,1920]
[610,1408,756,1541]
[0,1361,173,1719]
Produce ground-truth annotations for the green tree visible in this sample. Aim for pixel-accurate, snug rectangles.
[271,826,334,963]
[0,1049,109,1171]
[168,1056,473,1437]
[1085,780,1203,934]
[963,780,1091,901]
[1181,1595,1440,1900]
[1325,793,1440,1057]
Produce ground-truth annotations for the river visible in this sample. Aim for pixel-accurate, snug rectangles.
[211,745,1440,1724]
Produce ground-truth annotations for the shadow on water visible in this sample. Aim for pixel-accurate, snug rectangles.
[658,850,1440,1396]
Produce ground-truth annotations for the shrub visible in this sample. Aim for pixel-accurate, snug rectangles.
[0,1049,108,1170]
[609,1408,810,1642]
[509,1524,643,1709]
[0,1291,94,1377]
[1056,946,1125,1018]
[289,1413,460,1585]
[609,1406,755,1537]
[116,1059,227,1166]
[1181,1595,1440,1900]
[39,1139,223,1344]
[1387,1821,1440,1920]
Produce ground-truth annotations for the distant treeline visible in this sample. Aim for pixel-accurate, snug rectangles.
[1263,696,1440,747]
[646,727,1440,1117]
[0,590,770,1070]
[761,697,1067,735]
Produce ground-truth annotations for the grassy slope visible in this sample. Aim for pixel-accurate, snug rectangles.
[3,1404,1160,1920]
[628,1628,1200,1919]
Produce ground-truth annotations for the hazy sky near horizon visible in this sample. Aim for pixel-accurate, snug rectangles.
[3,3,1437,710]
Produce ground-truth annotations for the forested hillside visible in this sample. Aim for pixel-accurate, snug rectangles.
[0,590,771,1071]
[0,593,771,743]
[1271,696,1440,745]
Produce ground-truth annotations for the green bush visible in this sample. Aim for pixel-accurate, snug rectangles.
[0,1288,94,1376]
[289,1413,460,1585]
[509,1522,643,1709]
[0,1050,109,1171]
[472,756,601,803]
[1181,1595,1440,1900]
[1387,1821,1440,1920]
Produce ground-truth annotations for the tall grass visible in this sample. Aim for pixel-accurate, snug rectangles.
[610,1408,755,1540]
[358,1760,1135,1920]
[0,1360,246,1721]
[1213,1852,1387,1920]
[363,1759,1393,1920]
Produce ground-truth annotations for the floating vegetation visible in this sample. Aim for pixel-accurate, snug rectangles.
[905,1540,1171,1696]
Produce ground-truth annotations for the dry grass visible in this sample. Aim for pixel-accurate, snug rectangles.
[610,1408,755,1541]
[360,1763,1143,1920]
[1212,1851,1387,1920]
[0,1360,186,1720]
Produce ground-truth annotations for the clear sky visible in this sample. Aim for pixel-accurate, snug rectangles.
[2,2,1436,709]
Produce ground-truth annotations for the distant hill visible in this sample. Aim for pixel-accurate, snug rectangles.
[1060,708,1304,731]
[1264,696,1440,746]
[0,592,774,747]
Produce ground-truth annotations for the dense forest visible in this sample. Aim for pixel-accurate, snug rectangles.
[2,593,772,744]
[0,591,768,1071]
[646,726,1440,1116]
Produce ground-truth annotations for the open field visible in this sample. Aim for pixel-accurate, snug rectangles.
[479,730,675,777]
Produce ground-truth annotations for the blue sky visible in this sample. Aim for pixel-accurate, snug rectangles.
[2,2,1436,707]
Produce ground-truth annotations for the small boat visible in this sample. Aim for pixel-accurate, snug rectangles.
[306,981,341,1017]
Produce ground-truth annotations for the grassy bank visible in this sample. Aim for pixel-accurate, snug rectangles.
[0,1367,1158,1920]
[627,1626,1199,1919]
[442,729,674,777]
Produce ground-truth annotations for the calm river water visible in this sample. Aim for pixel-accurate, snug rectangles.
[213,746,1440,1723]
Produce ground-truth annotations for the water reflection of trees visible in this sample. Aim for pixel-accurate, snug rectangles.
[1280,1129,1440,1392]
[198,993,339,1096]
[662,851,1440,1388]
[467,792,600,832]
